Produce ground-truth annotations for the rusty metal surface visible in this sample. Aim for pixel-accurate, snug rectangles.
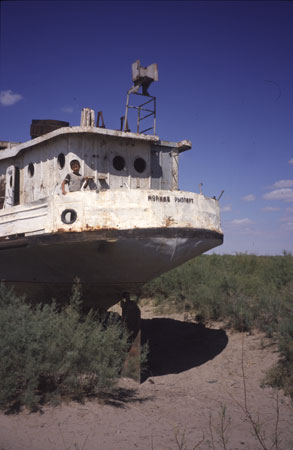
[0,188,223,309]
[0,189,222,238]
[0,126,191,162]
[0,126,192,208]
[0,126,161,162]
[121,297,141,381]
[130,59,158,96]
[30,120,69,139]
[0,228,222,309]
[0,112,222,310]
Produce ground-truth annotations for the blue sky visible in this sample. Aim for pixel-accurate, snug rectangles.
[1,1,293,255]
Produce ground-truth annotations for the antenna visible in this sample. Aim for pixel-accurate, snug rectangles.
[123,60,158,135]
[217,190,224,201]
[130,60,158,95]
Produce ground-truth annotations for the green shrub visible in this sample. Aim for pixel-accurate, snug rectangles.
[141,253,293,399]
[141,253,293,329]
[265,291,293,398]
[0,284,129,411]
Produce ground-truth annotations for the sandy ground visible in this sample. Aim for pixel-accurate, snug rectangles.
[1,305,293,450]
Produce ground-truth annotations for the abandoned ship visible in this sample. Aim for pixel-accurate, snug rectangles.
[0,61,223,310]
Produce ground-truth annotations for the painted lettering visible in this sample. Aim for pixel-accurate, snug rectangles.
[148,195,192,204]
[174,197,194,204]
[148,195,171,203]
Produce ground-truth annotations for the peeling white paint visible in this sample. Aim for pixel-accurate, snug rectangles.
[0,123,222,307]
[0,190,221,237]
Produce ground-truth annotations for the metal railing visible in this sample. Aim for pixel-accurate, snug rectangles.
[123,92,156,135]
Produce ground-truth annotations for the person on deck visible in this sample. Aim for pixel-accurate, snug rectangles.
[61,159,89,195]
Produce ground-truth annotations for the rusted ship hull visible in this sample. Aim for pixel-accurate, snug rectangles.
[0,226,223,309]
[0,122,223,310]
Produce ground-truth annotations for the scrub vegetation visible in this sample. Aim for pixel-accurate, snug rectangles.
[1,253,292,413]
[0,284,129,412]
[141,252,293,399]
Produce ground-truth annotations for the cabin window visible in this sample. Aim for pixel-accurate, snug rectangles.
[28,163,35,177]
[113,155,125,171]
[57,153,65,169]
[3,166,20,208]
[0,177,5,209]
[134,157,146,174]
[14,167,20,205]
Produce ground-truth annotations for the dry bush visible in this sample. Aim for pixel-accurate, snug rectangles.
[0,284,129,411]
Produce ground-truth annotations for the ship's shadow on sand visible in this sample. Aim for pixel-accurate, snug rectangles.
[141,318,228,382]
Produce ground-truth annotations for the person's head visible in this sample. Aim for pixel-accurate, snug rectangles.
[70,159,80,173]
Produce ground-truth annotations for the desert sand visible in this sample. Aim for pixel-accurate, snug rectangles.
[1,306,292,450]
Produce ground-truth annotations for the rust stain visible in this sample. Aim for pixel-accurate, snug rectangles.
[164,216,175,227]
[56,228,67,233]
[84,224,103,230]
[56,225,119,234]
[85,223,102,230]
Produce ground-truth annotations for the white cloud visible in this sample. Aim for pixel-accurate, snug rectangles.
[61,106,74,113]
[263,188,293,202]
[289,158,293,165]
[272,179,293,188]
[0,89,23,106]
[261,206,280,212]
[242,194,256,202]
[223,217,254,234]
[231,218,253,225]
[221,204,232,212]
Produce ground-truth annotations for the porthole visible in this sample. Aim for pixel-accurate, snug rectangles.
[113,155,125,171]
[61,209,77,224]
[28,163,35,177]
[57,153,65,169]
[134,157,146,173]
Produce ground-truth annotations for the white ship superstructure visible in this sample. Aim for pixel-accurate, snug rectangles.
[0,62,223,310]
